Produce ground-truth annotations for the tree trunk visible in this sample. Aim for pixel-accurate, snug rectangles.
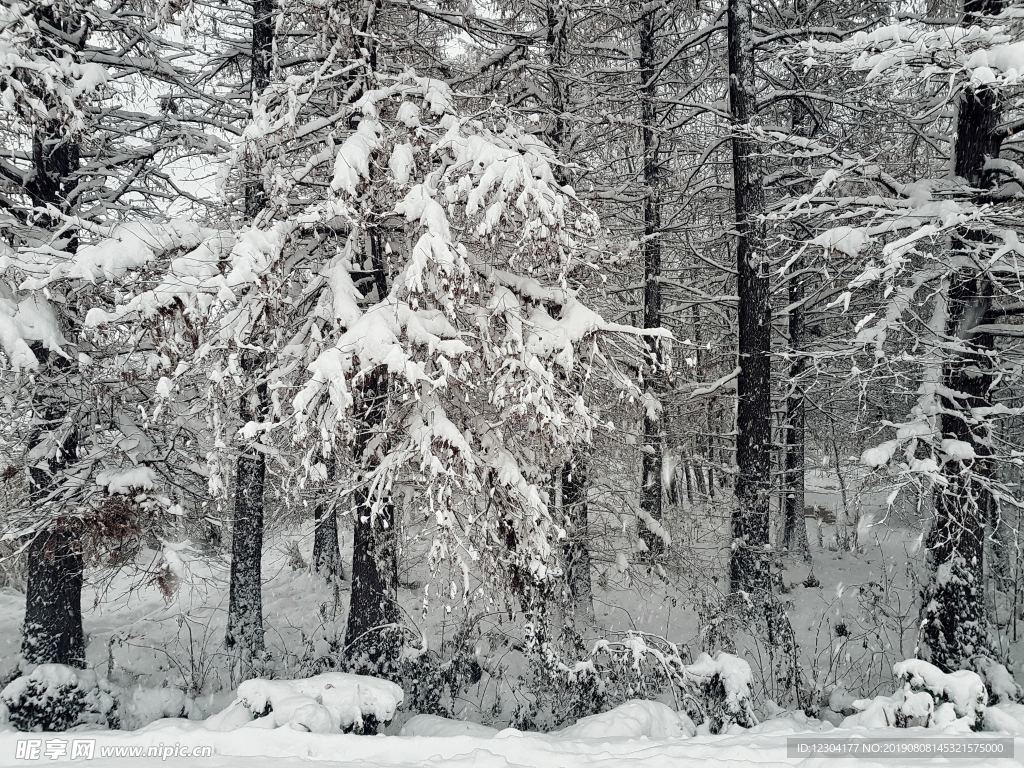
[781,283,810,561]
[344,364,400,674]
[23,524,84,668]
[728,0,773,594]
[20,3,86,669]
[225,0,274,677]
[544,0,594,620]
[921,0,1003,672]
[637,5,665,559]
[562,452,594,624]
[782,83,813,563]
[313,455,343,582]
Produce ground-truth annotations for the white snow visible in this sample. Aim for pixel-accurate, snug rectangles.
[860,440,899,468]
[400,714,499,738]
[96,467,158,495]
[939,438,977,462]
[812,226,871,257]
[554,700,696,739]
[331,118,383,195]
[206,673,403,734]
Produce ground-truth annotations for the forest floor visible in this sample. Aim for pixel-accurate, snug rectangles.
[2,717,1021,768]
[0,471,1022,764]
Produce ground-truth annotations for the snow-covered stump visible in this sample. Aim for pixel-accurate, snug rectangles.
[206,672,403,734]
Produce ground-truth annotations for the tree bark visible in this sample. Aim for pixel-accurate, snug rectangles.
[637,4,665,559]
[562,454,594,624]
[344,364,400,674]
[313,455,343,582]
[781,274,810,561]
[922,0,1004,671]
[728,0,773,594]
[225,0,274,677]
[20,3,86,669]
[782,81,813,563]
[544,0,594,621]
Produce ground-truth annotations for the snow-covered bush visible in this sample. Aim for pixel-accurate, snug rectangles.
[397,634,482,719]
[973,657,1023,705]
[584,633,755,734]
[843,659,988,731]
[1,665,118,732]
[895,660,987,729]
[206,672,403,734]
[682,652,757,733]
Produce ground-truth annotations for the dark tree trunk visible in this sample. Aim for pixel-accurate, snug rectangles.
[226,367,268,673]
[781,275,809,562]
[544,0,593,621]
[782,86,813,563]
[313,456,343,582]
[20,3,85,670]
[922,0,1003,670]
[24,351,83,670]
[728,0,773,594]
[637,5,665,559]
[562,451,594,623]
[344,364,400,674]
[23,525,85,668]
[225,0,274,676]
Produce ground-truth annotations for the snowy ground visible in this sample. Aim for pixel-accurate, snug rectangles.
[1,472,1022,765]
[0,719,1020,768]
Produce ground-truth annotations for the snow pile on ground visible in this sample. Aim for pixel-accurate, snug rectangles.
[0,708,1015,767]
[402,700,695,740]
[400,714,500,737]
[844,659,991,730]
[206,672,403,734]
[555,699,696,739]
[1,665,118,731]
[118,685,193,730]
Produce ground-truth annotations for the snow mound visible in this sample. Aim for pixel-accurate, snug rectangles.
[206,672,403,734]
[118,685,193,730]
[555,700,696,740]
[984,702,1024,736]
[400,714,499,738]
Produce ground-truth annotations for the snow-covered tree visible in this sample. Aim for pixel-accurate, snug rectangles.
[787,0,1024,670]
[0,0,216,667]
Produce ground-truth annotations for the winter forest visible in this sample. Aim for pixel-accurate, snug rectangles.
[4,0,1024,764]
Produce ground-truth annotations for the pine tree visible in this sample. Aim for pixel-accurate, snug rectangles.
[728,0,772,595]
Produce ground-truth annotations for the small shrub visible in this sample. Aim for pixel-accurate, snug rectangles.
[2,665,118,732]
